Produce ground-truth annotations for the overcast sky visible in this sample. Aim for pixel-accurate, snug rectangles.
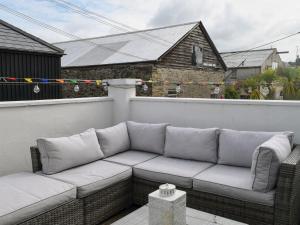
[1,0,300,61]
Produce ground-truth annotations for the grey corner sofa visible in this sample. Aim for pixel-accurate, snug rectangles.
[1,121,300,225]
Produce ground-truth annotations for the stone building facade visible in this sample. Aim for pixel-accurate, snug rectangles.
[57,22,227,98]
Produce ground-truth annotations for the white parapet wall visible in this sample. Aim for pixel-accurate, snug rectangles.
[130,97,300,144]
[0,97,113,176]
[2,78,300,176]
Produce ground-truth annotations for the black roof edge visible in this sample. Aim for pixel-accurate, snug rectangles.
[0,19,64,55]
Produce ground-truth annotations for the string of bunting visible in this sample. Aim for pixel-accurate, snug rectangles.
[0,77,226,85]
[0,77,106,94]
[0,77,103,85]
[0,76,278,95]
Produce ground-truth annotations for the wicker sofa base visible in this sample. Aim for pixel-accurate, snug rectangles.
[133,177,275,225]
[29,146,300,225]
[19,199,83,225]
[83,178,133,225]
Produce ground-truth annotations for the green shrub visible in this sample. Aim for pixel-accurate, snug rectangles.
[250,89,261,99]
[225,86,239,99]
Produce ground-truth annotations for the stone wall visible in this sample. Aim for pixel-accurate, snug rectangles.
[61,63,154,98]
[61,64,225,98]
[152,67,224,98]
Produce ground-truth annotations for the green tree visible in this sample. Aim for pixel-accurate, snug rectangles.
[260,69,277,83]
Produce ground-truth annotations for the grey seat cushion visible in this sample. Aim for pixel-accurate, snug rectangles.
[164,126,219,163]
[0,172,76,225]
[37,129,104,174]
[134,156,213,188]
[96,122,130,157]
[193,165,275,206]
[104,150,159,166]
[47,160,132,198]
[127,121,169,154]
[218,129,294,167]
[251,135,291,192]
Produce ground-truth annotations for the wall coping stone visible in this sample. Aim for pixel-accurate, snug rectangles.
[0,97,113,108]
[130,97,300,107]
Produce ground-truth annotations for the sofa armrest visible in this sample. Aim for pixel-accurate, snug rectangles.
[274,145,300,225]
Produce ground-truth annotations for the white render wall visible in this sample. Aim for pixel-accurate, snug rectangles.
[0,97,113,176]
[130,97,300,144]
[2,81,300,176]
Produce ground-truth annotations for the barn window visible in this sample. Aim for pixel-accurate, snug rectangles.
[272,62,278,70]
[192,45,203,66]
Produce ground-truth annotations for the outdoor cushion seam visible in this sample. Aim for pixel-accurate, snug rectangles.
[193,180,273,206]
[194,178,252,191]
[266,152,274,191]
[134,167,199,179]
[192,164,215,178]
[252,148,261,189]
[104,154,159,166]
[0,187,75,218]
[136,176,192,188]
[78,168,132,188]
[135,155,160,165]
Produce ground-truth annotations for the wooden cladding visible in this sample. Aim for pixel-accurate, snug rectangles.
[158,26,222,69]
[0,50,61,101]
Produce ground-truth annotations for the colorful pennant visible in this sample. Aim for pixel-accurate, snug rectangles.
[70,79,78,84]
[7,77,17,81]
[96,80,102,86]
[83,80,92,84]
[41,79,49,84]
[56,79,65,84]
[24,78,33,83]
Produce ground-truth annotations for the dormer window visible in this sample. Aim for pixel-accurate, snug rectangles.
[192,45,203,66]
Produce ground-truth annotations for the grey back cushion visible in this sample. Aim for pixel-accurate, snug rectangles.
[127,121,168,154]
[164,126,219,163]
[95,122,130,157]
[37,129,104,175]
[251,135,291,192]
[218,129,294,167]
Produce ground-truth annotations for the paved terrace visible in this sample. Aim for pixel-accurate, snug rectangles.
[0,79,300,176]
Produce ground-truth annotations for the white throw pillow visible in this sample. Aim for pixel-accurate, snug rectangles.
[37,129,103,174]
[95,122,130,157]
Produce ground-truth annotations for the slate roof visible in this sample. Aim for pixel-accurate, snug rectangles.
[54,21,226,69]
[221,49,275,68]
[0,19,63,55]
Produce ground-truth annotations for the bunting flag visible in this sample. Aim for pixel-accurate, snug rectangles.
[56,79,65,84]
[96,80,102,86]
[41,79,49,84]
[70,79,78,84]
[7,77,17,81]
[24,78,33,83]
[83,80,92,84]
